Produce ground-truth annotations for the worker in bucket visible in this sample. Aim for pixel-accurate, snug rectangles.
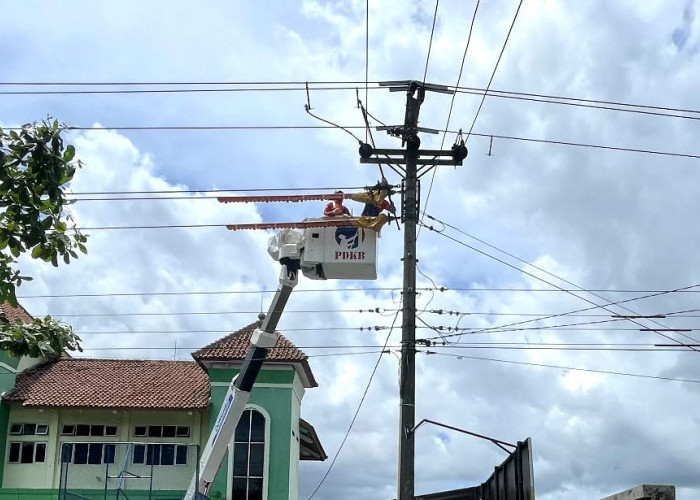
[324,190,351,217]
[350,180,396,232]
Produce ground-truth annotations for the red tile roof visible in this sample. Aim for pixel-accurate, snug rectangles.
[0,302,34,323]
[4,359,210,410]
[193,320,317,387]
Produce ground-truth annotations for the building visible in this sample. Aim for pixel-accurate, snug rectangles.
[0,304,325,500]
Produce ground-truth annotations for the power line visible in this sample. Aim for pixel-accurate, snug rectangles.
[365,0,369,144]
[465,0,524,141]
[454,87,700,122]
[19,286,700,300]
[8,122,698,159]
[81,345,394,351]
[424,323,699,336]
[46,308,400,318]
[39,308,700,320]
[68,185,367,196]
[421,0,481,236]
[421,351,700,384]
[49,320,700,337]
[0,80,380,86]
[433,341,695,351]
[80,345,390,354]
[422,0,440,84]
[71,326,396,335]
[466,131,700,160]
[426,213,697,344]
[418,223,700,350]
[306,309,401,500]
[35,124,697,160]
[17,287,401,299]
[0,84,385,96]
[76,343,694,354]
[6,80,700,124]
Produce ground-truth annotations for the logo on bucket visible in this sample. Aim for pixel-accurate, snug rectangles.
[334,227,366,260]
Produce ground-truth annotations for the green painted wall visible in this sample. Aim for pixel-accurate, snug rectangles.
[207,368,297,500]
[0,351,20,486]
[208,369,295,385]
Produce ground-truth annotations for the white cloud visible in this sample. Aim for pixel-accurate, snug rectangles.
[5,1,700,499]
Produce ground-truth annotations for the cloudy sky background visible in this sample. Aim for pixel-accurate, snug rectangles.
[3,1,700,499]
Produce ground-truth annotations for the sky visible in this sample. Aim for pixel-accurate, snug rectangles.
[3,0,700,499]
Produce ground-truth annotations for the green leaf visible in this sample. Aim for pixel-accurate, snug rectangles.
[63,145,75,162]
[0,119,83,299]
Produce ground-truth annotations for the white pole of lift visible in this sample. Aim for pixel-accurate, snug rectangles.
[184,244,301,500]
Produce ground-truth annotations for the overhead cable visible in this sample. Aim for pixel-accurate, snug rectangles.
[465,0,524,142]
[419,223,700,350]
[421,0,481,236]
[305,309,401,500]
[427,213,699,343]
[421,351,700,384]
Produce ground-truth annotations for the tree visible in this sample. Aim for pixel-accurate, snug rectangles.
[0,316,82,358]
[0,119,87,357]
[0,119,87,306]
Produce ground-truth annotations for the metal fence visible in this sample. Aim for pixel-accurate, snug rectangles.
[479,438,535,500]
[58,442,200,500]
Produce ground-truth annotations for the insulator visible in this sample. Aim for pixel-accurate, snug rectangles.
[359,142,374,159]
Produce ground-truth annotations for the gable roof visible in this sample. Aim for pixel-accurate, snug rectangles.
[3,359,210,411]
[193,320,317,387]
[0,302,33,323]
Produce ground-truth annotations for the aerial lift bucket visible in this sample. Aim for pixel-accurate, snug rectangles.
[298,218,378,280]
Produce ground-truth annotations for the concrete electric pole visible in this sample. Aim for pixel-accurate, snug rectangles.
[359,80,468,500]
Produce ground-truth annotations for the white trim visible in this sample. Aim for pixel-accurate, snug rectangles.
[0,362,17,373]
[210,382,293,388]
[291,374,305,404]
[227,405,270,500]
[206,362,295,371]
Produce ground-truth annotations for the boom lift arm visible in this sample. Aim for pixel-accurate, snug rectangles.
[185,242,301,500]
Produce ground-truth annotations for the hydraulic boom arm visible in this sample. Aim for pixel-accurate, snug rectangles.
[185,244,301,500]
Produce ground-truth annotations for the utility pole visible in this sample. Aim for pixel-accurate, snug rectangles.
[398,81,422,500]
[359,80,468,500]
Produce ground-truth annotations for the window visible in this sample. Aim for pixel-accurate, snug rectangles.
[132,425,189,438]
[8,442,46,464]
[232,409,266,500]
[76,425,90,436]
[62,424,118,437]
[132,444,188,466]
[61,443,116,465]
[8,423,48,436]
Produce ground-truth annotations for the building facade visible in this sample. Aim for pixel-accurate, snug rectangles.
[0,309,325,500]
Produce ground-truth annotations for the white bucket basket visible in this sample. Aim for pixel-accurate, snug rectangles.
[300,218,377,280]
